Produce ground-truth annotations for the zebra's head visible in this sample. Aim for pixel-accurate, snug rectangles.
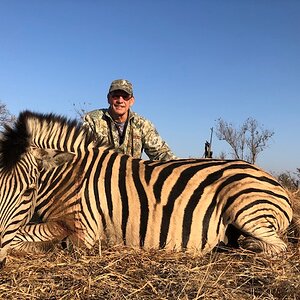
[0,111,90,266]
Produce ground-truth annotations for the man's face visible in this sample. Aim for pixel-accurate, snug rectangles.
[108,90,135,118]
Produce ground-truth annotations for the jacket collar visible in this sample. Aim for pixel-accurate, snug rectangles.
[104,109,135,122]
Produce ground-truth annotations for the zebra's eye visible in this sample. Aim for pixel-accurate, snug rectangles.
[23,188,35,197]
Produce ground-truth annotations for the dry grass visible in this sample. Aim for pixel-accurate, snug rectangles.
[0,242,299,300]
[1,194,300,300]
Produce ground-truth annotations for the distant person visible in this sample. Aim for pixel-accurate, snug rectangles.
[83,79,177,161]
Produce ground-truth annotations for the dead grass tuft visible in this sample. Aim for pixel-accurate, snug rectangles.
[1,242,300,300]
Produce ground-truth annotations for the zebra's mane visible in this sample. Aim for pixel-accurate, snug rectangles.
[0,110,95,170]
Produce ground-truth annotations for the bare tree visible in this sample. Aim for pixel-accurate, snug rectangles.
[245,118,275,163]
[215,117,274,164]
[277,170,299,193]
[73,102,92,121]
[218,151,227,160]
[0,101,15,130]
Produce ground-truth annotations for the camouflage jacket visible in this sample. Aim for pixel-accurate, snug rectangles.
[83,109,177,161]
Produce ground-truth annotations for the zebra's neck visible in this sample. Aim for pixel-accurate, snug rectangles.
[0,111,94,170]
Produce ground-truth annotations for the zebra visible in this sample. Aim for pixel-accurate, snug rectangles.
[0,110,293,265]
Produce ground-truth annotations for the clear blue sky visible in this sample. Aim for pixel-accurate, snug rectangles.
[1,0,299,174]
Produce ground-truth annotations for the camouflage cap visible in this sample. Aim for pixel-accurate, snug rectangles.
[109,79,133,95]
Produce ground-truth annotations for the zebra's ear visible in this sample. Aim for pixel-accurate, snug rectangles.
[31,148,75,171]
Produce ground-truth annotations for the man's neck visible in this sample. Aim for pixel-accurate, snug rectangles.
[108,109,128,123]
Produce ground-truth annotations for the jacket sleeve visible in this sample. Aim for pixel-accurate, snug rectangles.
[82,113,96,133]
[141,119,177,161]
[82,111,111,147]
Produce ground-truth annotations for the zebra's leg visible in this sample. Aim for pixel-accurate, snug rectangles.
[10,221,70,253]
[240,234,287,255]
[235,221,288,255]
